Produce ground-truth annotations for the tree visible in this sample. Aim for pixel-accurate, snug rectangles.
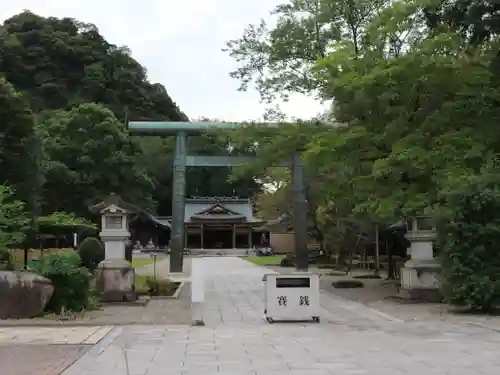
[0,11,187,121]
[0,185,29,246]
[309,0,500,220]
[0,77,38,207]
[440,170,500,312]
[39,103,155,217]
[224,0,391,102]
[0,12,261,217]
[0,185,29,270]
[424,0,500,46]
[220,121,330,247]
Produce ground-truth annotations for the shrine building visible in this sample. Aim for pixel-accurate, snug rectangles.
[183,197,267,249]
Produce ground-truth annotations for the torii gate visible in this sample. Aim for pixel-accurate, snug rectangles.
[127,121,309,273]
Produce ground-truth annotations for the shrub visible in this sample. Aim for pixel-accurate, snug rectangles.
[353,274,382,280]
[332,280,364,288]
[77,237,104,271]
[0,247,14,270]
[440,178,500,313]
[146,277,177,296]
[34,251,94,313]
[280,254,294,267]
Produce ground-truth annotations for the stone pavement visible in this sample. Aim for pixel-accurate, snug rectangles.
[59,257,500,375]
[1,345,89,375]
[0,326,113,375]
[0,326,113,344]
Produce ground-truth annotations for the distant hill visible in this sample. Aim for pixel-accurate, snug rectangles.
[0,11,187,121]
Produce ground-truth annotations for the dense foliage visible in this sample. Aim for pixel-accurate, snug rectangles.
[0,185,29,270]
[224,0,500,309]
[0,11,259,223]
[77,237,105,271]
[0,77,38,208]
[0,11,187,120]
[440,174,500,312]
[34,251,94,313]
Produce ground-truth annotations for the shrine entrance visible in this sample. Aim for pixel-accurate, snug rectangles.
[183,197,264,250]
[200,228,232,249]
[127,121,310,272]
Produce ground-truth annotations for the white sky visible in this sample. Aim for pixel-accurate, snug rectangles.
[0,0,328,121]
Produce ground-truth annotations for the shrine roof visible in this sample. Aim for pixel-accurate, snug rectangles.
[184,197,264,224]
[88,193,141,214]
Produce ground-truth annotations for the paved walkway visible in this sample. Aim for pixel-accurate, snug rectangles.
[1,345,88,375]
[0,326,113,345]
[57,257,500,375]
[0,326,113,375]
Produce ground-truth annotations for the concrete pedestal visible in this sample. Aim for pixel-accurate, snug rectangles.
[95,259,136,302]
[399,219,442,302]
[400,259,441,302]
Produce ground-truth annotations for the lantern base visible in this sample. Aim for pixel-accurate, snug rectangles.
[399,260,441,303]
[95,260,136,302]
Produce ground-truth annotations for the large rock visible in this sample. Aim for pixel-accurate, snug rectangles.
[0,271,54,319]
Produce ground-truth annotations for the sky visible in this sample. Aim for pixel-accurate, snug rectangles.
[0,0,328,122]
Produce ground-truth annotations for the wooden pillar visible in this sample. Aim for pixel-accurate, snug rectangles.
[201,224,204,249]
[232,224,236,248]
[248,227,252,249]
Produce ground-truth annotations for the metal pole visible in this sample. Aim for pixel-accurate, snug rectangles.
[292,152,308,271]
[170,132,187,273]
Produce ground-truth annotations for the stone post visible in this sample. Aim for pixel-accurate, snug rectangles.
[170,132,187,273]
[89,194,137,302]
[292,152,308,271]
[399,217,441,302]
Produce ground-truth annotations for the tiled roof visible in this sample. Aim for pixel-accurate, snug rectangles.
[185,198,264,223]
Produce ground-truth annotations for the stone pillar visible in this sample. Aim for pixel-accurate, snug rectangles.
[292,152,308,271]
[399,217,441,302]
[170,132,187,273]
[201,224,204,249]
[232,224,236,248]
[93,203,136,302]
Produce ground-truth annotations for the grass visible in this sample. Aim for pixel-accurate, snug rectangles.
[242,255,284,266]
[10,248,74,269]
[135,274,150,294]
[131,258,156,293]
[131,257,155,268]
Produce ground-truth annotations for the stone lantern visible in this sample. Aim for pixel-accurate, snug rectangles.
[89,193,138,302]
[399,216,441,302]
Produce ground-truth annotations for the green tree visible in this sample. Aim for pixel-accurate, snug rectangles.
[220,121,329,246]
[0,185,29,270]
[0,185,29,246]
[0,77,38,207]
[424,0,500,45]
[439,171,500,312]
[224,0,390,102]
[0,12,261,217]
[0,11,187,121]
[39,103,155,217]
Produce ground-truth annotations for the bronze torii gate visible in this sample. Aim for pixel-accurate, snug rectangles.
[128,121,309,273]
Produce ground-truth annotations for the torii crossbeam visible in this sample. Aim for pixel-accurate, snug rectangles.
[128,121,309,273]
